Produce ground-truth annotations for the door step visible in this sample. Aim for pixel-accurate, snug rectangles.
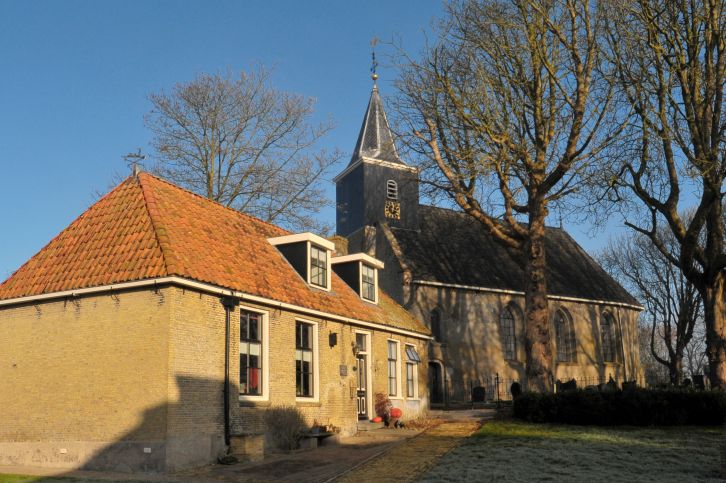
[357,420,385,431]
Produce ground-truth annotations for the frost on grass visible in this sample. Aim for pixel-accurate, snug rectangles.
[418,421,726,482]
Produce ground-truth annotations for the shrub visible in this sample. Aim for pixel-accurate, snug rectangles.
[264,406,308,450]
[513,388,726,426]
[374,392,393,419]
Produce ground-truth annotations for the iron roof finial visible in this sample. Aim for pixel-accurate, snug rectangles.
[124,148,146,178]
[370,37,379,85]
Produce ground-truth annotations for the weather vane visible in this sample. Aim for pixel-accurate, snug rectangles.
[124,148,146,177]
[370,37,379,83]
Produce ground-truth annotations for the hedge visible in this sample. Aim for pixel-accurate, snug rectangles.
[512,388,726,426]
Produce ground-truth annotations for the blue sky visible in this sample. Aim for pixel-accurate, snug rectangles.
[0,0,623,279]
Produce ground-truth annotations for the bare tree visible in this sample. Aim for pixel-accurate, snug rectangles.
[145,67,341,233]
[603,0,726,387]
[637,324,671,386]
[600,229,703,384]
[394,0,619,391]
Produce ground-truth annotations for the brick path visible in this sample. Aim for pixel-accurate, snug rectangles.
[334,420,481,483]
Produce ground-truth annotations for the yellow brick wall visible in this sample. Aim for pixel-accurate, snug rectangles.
[0,284,430,469]
[0,288,170,442]
[161,288,430,440]
[166,287,226,437]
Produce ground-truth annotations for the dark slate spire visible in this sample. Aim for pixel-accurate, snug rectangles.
[349,85,406,166]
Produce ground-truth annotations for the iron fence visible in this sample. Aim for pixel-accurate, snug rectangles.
[436,374,646,408]
[438,374,521,407]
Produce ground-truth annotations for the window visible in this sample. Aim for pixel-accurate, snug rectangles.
[361,264,376,301]
[430,309,442,342]
[500,307,516,361]
[405,345,420,398]
[387,180,398,200]
[388,340,399,397]
[555,309,576,363]
[240,310,263,396]
[295,321,314,397]
[310,245,327,288]
[601,313,617,363]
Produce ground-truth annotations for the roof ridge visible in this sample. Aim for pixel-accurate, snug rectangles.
[418,204,566,231]
[0,177,138,291]
[136,175,175,276]
[137,172,290,235]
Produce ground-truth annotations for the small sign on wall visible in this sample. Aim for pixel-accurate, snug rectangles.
[339,364,348,376]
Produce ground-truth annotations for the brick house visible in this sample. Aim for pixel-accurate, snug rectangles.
[335,82,643,403]
[0,173,430,472]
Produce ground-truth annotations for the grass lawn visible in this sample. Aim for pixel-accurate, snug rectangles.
[0,475,149,483]
[419,419,726,482]
[0,476,83,483]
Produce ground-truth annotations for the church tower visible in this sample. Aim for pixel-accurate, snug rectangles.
[334,79,419,237]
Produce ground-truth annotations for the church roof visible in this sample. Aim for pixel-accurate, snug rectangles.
[387,205,640,307]
[350,86,406,166]
[0,173,430,336]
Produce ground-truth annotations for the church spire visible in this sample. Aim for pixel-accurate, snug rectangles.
[349,78,406,167]
[347,38,408,167]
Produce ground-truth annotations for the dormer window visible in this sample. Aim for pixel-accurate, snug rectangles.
[361,264,376,301]
[331,253,384,303]
[310,245,328,288]
[268,233,334,291]
[387,180,398,200]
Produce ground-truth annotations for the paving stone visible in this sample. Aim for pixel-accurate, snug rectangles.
[335,421,481,483]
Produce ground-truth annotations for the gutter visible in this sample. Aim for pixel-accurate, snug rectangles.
[0,276,432,340]
[412,280,644,312]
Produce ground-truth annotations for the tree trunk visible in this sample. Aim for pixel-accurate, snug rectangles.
[524,210,554,392]
[703,274,726,389]
[669,354,683,386]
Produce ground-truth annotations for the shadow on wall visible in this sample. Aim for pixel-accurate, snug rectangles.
[56,375,225,474]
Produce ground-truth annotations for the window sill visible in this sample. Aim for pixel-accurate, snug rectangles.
[389,396,404,400]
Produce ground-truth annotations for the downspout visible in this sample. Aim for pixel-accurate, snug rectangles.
[221,296,239,447]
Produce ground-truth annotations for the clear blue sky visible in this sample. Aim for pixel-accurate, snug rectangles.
[0,0,623,280]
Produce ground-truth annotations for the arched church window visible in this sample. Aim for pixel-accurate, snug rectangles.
[601,312,618,363]
[387,180,398,200]
[500,306,516,360]
[555,309,576,363]
[430,308,442,342]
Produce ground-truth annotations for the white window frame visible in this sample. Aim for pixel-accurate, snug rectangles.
[387,339,402,399]
[359,263,379,304]
[307,242,332,291]
[239,306,270,402]
[295,318,320,402]
[405,343,420,399]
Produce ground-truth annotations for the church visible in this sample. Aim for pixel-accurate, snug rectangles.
[333,81,644,404]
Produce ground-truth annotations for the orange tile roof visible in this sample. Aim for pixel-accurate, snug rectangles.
[0,173,429,335]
